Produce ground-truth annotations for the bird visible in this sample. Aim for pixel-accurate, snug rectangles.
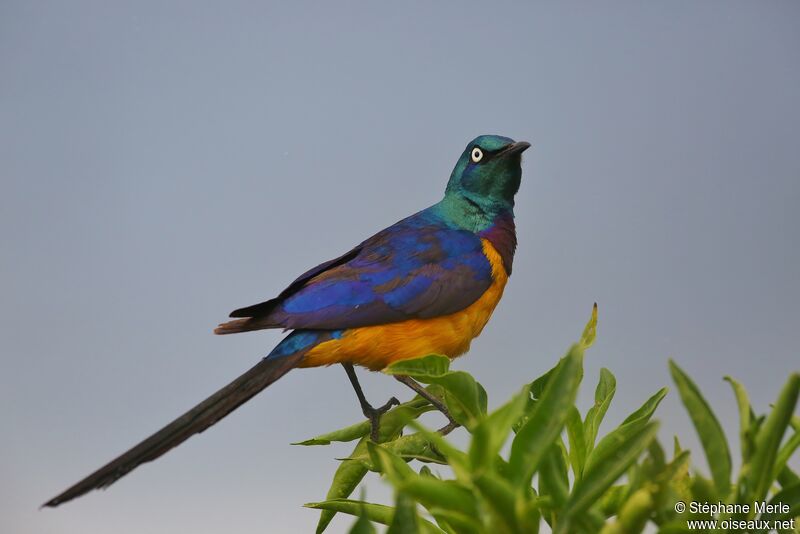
[43,134,530,507]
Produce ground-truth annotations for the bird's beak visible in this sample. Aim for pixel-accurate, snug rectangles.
[499,141,531,157]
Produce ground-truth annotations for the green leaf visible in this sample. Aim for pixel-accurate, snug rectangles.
[349,504,378,534]
[509,344,584,488]
[580,302,599,349]
[346,433,447,468]
[761,482,800,523]
[654,523,693,534]
[419,465,436,478]
[306,499,394,526]
[774,426,800,484]
[647,439,667,473]
[778,465,800,488]
[559,421,659,532]
[296,396,431,446]
[387,492,420,534]
[385,354,452,377]
[315,440,371,534]
[293,421,370,446]
[402,478,479,517]
[598,484,628,517]
[747,372,800,507]
[669,360,731,497]
[517,499,542,534]
[512,353,573,434]
[513,355,575,434]
[690,475,718,503]
[566,406,587,478]
[367,441,417,484]
[641,450,691,526]
[369,441,479,519]
[385,355,487,429]
[472,472,521,532]
[306,499,445,534]
[599,487,653,534]
[469,384,529,472]
[585,388,666,475]
[407,421,472,482]
[426,508,482,534]
[724,376,753,463]
[655,448,690,483]
[539,443,570,508]
[529,366,556,400]
[620,387,668,427]
[314,398,431,533]
[584,368,617,457]
[435,372,487,429]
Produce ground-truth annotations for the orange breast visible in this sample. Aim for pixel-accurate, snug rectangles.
[300,239,509,371]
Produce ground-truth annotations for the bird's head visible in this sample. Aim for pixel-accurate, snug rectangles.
[445,135,531,213]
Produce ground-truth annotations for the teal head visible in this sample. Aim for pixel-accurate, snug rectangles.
[445,135,531,214]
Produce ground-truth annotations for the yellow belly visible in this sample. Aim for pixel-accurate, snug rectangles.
[300,239,509,371]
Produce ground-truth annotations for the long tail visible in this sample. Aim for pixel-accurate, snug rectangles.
[43,351,305,507]
[214,316,277,335]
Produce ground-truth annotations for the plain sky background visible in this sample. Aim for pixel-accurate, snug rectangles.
[2,2,799,533]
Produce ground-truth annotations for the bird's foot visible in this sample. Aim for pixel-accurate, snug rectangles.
[363,396,400,441]
[394,375,460,430]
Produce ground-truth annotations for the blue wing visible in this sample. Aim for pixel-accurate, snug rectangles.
[216,208,494,333]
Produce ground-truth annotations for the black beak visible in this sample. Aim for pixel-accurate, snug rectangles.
[499,141,531,157]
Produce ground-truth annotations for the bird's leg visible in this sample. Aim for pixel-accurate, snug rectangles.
[342,363,399,441]
[394,375,460,433]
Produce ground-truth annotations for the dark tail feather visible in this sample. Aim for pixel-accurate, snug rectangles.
[214,317,274,335]
[43,353,304,507]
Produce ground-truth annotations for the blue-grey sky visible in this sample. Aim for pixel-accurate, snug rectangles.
[2,2,798,533]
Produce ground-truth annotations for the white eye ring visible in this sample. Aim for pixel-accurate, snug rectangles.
[471,147,483,163]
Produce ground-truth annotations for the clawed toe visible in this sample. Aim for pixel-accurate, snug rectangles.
[363,396,400,441]
[378,397,400,412]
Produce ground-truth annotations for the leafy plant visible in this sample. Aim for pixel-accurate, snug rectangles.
[299,305,800,533]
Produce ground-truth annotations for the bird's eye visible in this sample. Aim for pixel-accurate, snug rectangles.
[471,147,484,163]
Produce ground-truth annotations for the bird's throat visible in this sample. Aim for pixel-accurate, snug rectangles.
[438,192,511,233]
